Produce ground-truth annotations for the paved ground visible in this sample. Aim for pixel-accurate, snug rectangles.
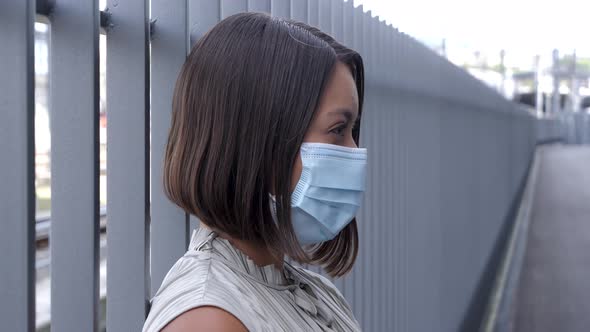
[512,145,590,332]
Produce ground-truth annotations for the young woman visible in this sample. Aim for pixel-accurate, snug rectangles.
[143,12,367,332]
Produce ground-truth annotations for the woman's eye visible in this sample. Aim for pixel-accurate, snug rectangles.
[331,125,346,136]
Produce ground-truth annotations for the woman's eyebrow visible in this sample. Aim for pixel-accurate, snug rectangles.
[327,108,357,122]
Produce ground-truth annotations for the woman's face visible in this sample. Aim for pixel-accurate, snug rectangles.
[290,61,360,192]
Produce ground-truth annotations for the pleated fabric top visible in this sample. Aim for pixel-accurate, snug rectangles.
[142,226,361,332]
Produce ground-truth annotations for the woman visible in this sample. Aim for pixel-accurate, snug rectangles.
[143,12,367,332]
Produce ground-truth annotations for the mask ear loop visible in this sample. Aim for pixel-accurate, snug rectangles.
[268,193,278,223]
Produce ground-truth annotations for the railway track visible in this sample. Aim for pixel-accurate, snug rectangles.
[36,206,108,243]
[35,207,108,270]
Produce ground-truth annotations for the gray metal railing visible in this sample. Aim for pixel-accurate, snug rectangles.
[1,0,571,331]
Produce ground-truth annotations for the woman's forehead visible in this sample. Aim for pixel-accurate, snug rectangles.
[316,62,359,115]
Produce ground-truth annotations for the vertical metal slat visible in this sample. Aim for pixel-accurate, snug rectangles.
[189,0,220,47]
[363,10,373,331]
[372,16,382,331]
[271,0,289,18]
[50,0,100,330]
[221,0,247,19]
[249,0,270,13]
[106,0,151,330]
[330,0,343,42]
[289,0,306,21]
[0,1,36,331]
[307,0,318,27]
[318,0,331,34]
[386,25,395,331]
[150,0,190,295]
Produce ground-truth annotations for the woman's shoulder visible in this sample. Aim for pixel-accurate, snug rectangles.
[142,251,257,332]
[159,306,248,332]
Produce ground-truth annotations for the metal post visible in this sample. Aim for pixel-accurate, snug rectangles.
[534,55,542,115]
[271,0,289,18]
[150,0,190,296]
[106,0,151,330]
[500,50,506,96]
[221,0,246,18]
[249,0,270,13]
[571,50,579,112]
[552,49,560,114]
[0,1,36,330]
[50,0,101,330]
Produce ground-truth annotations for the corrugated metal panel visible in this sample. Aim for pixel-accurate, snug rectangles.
[221,0,247,19]
[307,0,319,27]
[249,0,270,13]
[290,0,306,22]
[271,0,289,18]
[106,0,151,330]
[317,4,550,331]
[49,0,101,330]
[318,0,331,34]
[330,0,343,42]
[188,0,220,46]
[0,1,36,331]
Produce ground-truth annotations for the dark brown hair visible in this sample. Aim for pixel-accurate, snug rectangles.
[163,12,364,277]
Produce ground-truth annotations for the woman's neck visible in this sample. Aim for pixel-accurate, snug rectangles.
[199,223,284,270]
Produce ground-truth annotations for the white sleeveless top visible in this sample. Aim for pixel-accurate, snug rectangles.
[142,227,361,332]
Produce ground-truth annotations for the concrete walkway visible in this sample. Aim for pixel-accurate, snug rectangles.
[512,145,590,332]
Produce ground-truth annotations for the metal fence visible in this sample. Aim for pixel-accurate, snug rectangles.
[560,111,590,145]
[0,0,568,331]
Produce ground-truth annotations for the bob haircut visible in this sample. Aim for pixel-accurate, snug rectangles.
[163,12,364,277]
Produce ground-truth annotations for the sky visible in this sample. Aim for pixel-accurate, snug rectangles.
[354,0,590,69]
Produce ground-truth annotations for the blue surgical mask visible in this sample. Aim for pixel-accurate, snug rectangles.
[270,142,367,245]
